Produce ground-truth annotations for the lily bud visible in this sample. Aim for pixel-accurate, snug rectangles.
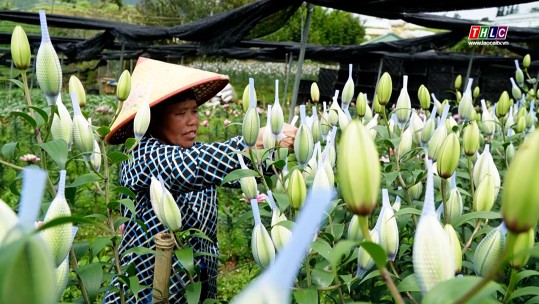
[287,169,306,210]
[372,94,384,114]
[310,82,320,103]
[395,75,412,127]
[357,229,380,278]
[473,145,501,198]
[473,174,496,212]
[414,159,455,295]
[444,224,462,274]
[41,170,72,267]
[55,256,69,302]
[454,75,462,90]
[501,130,539,233]
[36,10,62,106]
[507,229,535,269]
[243,107,260,148]
[320,110,331,137]
[418,84,430,110]
[341,64,354,110]
[397,127,413,159]
[515,115,526,133]
[376,72,392,106]
[496,91,511,118]
[338,121,380,216]
[458,79,474,121]
[514,60,525,87]
[133,100,151,142]
[294,123,314,168]
[510,78,522,100]
[116,70,131,102]
[240,175,258,201]
[252,223,276,269]
[526,102,536,129]
[379,189,399,261]
[410,182,423,201]
[463,121,480,157]
[421,114,436,145]
[474,223,507,276]
[480,100,495,136]
[270,211,292,252]
[410,111,424,146]
[149,176,166,225]
[473,86,480,99]
[444,188,463,225]
[506,143,515,164]
[271,80,284,135]
[161,184,182,232]
[0,199,17,244]
[310,110,323,143]
[523,54,531,69]
[436,132,460,179]
[72,115,95,157]
[69,76,86,108]
[51,96,73,147]
[10,25,31,71]
[356,92,367,118]
[427,105,449,160]
[242,84,256,113]
[347,214,363,242]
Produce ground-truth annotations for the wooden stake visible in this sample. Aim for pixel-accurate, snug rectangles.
[152,232,175,304]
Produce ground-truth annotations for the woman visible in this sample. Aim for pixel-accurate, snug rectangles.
[104,57,296,303]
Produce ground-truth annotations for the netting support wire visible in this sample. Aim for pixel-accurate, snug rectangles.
[152,232,175,304]
[289,3,313,123]
[118,42,126,79]
[464,48,475,90]
[283,52,294,116]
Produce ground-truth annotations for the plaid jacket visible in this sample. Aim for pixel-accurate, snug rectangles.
[103,135,246,303]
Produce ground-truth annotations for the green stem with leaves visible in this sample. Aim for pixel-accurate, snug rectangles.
[502,268,519,303]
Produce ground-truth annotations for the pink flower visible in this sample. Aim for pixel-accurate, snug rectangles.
[201,120,209,127]
[96,105,112,113]
[242,193,266,203]
[205,110,211,117]
[119,223,126,235]
[222,103,229,109]
[224,119,231,127]
[20,154,40,164]
[380,155,390,163]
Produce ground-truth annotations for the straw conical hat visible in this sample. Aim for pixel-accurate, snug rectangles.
[105,57,229,144]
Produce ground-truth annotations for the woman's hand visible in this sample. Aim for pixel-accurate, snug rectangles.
[255,123,297,149]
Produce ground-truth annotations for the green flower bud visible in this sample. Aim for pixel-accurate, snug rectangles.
[376,72,392,106]
[161,184,182,232]
[242,107,260,148]
[456,90,462,102]
[149,176,166,225]
[515,69,524,88]
[72,115,95,156]
[240,176,258,201]
[397,127,413,159]
[463,121,480,157]
[116,70,131,102]
[338,121,380,216]
[515,115,527,133]
[51,97,73,147]
[501,130,539,233]
[356,92,367,118]
[270,212,292,252]
[436,132,460,179]
[251,223,276,269]
[262,126,276,150]
[444,188,463,225]
[409,112,423,146]
[328,101,340,127]
[287,169,306,210]
[10,25,31,71]
[523,54,531,69]
[69,75,86,107]
[36,11,61,106]
[133,99,151,141]
[242,84,256,113]
[526,105,536,129]
[310,116,323,144]
[507,229,535,269]
[373,94,384,114]
[428,124,447,160]
[444,224,462,274]
[421,116,435,145]
[410,182,423,201]
[395,76,411,126]
[347,214,363,242]
[294,124,314,167]
[473,145,501,198]
[271,102,284,136]
[473,174,496,212]
[311,82,320,103]
[473,86,480,99]
[506,143,515,164]
[458,80,474,121]
[454,75,462,90]
[480,100,495,136]
[357,229,380,278]
[322,161,335,188]
[380,189,399,261]
[528,88,536,99]
[496,91,511,118]
[510,78,522,100]
[445,116,458,134]
[341,64,355,109]
[473,224,506,276]
[418,84,431,110]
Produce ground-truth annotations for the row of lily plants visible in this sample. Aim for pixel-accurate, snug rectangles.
[1,9,539,304]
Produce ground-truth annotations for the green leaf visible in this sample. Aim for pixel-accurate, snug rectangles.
[422,276,500,304]
[397,273,420,292]
[75,263,103,302]
[516,270,539,285]
[395,207,422,217]
[272,191,290,211]
[383,171,400,186]
[29,106,49,127]
[96,126,111,137]
[185,282,202,304]
[112,186,136,200]
[525,296,539,304]
[91,237,112,256]
[330,240,358,269]
[312,266,334,288]
[359,269,381,285]
[221,168,259,186]
[121,246,155,258]
[37,139,68,169]
[267,158,286,169]
[175,247,195,277]
[452,211,501,228]
[128,275,148,300]
[359,241,387,269]
[108,151,129,164]
[125,138,137,150]
[69,173,102,187]
[8,78,24,89]
[72,241,90,260]
[311,239,333,263]
[509,286,539,301]
[293,287,318,304]
[118,198,136,217]
[1,142,18,159]
[11,111,36,128]
[114,217,130,230]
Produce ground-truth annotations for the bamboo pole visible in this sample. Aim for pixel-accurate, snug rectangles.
[152,232,175,304]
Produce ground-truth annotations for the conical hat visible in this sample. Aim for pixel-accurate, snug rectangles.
[105,57,229,144]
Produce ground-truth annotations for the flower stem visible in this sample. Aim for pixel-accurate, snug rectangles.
[502,268,519,303]
[467,156,475,198]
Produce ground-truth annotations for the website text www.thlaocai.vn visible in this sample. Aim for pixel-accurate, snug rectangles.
[468,40,509,46]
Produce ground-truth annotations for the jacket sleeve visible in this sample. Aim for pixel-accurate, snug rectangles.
[128,136,246,193]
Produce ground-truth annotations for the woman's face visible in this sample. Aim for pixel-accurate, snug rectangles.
[155,99,199,148]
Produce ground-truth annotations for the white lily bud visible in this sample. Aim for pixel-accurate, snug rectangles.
[36,10,62,106]
[379,189,399,261]
[0,199,17,244]
[69,75,86,108]
[357,229,380,279]
[473,145,501,198]
[341,64,354,111]
[395,75,412,127]
[271,80,284,135]
[458,79,474,121]
[252,223,276,269]
[473,223,507,276]
[51,96,73,147]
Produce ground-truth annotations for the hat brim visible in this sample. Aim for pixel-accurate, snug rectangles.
[105,57,229,145]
